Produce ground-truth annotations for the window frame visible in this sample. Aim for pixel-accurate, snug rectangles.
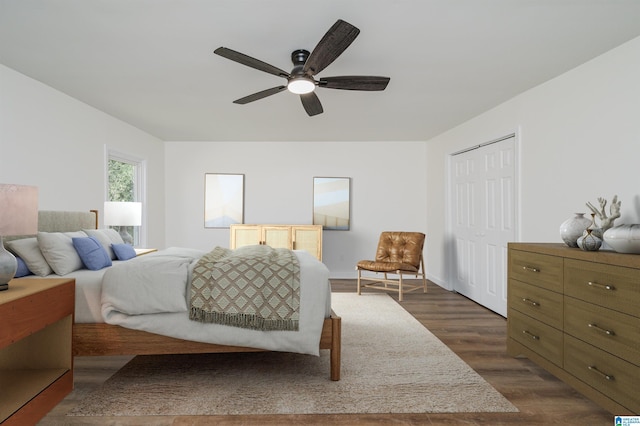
[105,146,147,247]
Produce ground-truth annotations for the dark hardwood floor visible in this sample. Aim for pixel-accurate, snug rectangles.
[39,280,615,425]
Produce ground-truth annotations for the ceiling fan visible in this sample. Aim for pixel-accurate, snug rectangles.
[214,19,390,117]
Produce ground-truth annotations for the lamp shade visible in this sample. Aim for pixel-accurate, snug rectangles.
[0,184,39,236]
[103,202,142,226]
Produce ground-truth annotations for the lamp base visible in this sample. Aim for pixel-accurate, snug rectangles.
[0,283,7,291]
[118,227,134,245]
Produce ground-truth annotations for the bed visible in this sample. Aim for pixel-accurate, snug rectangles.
[5,210,341,380]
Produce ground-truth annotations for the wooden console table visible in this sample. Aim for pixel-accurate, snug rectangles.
[230,224,323,261]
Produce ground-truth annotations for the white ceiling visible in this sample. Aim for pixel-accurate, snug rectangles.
[2,0,640,142]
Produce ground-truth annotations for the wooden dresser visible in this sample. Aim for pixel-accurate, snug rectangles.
[507,243,639,414]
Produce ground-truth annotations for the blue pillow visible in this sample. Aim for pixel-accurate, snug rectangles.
[112,243,137,261]
[72,236,112,270]
[15,256,33,277]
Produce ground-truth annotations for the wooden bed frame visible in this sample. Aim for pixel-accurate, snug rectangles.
[73,316,341,380]
[28,210,342,380]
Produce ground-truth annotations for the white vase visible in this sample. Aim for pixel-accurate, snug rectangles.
[559,213,591,248]
[603,224,640,254]
[577,229,602,251]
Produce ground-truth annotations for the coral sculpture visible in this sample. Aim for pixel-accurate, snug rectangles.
[586,195,621,232]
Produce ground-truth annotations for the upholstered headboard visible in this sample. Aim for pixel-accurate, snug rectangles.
[5,210,98,242]
[37,210,98,233]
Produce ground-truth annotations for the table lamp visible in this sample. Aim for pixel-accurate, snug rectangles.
[104,201,142,245]
[0,184,39,290]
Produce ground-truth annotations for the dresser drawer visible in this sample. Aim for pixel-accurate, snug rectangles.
[564,296,640,366]
[564,259,640,317]
[565,334,640,413]
[508,309,563,367]
[509,250,563,292]
[508,279,563,329]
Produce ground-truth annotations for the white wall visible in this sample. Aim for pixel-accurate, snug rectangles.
[5,34,638,285]
[0,65,167,248]
[164,141,428,277]
[425,36,640,288]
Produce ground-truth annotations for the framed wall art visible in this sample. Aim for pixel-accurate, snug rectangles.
[204,173,244,228]
[313,177,350,230]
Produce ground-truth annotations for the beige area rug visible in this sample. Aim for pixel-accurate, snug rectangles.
[69,293,517,416]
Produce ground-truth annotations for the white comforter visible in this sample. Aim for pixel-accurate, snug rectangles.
[101,247,332,356]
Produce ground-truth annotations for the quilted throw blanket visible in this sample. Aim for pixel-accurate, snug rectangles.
[189,245,300,331]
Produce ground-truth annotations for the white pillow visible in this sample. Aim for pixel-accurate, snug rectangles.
[83,228,125,260]
[6,237,53,276]
[37,231,88,275]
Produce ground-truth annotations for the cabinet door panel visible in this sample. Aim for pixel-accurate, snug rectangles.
[231,226,261,249]
[293,227,322,261]
[263,227,291,249]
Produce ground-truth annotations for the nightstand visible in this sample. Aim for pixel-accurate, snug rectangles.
[0,278,75,425]
[135,248,157,256]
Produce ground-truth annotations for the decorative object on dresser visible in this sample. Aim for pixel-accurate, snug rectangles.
[507,243,640,414]
[603,224,640,254]
[577,228,602,251]
[230,224,323,261]
[559,213,591,248]
[586,195,621,237]
[0,184,38,290]
[103,201,141,245]
[0,278,75,425]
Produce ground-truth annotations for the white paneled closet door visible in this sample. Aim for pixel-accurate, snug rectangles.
[450,136,516,317]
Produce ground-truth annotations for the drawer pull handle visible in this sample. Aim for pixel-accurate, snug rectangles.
[522,266,539,273]
[522,330,539,340]
[587,281,615,291]
[588,323,615,336]
[588,365,614,381]
[522,298,540,307]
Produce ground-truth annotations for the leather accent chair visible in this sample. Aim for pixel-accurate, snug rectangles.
[356,232,426,301]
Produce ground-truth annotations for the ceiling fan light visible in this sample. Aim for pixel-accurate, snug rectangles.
[287,78,315,94]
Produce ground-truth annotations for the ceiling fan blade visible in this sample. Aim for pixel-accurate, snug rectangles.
[300,92,324,116]
[302,20,360,76]
[214,47,290,78]
[233,86,287,104]
[319,76,390,91]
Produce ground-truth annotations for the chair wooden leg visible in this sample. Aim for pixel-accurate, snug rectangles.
[357,268,362,295]
[398,274,403,302]
[421,256,427,293]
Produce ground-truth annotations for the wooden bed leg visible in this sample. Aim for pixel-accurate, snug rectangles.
[330,315,341,381]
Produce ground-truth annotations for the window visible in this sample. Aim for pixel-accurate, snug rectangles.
[106,148,146,246]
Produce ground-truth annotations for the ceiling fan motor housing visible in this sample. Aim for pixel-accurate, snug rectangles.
[290,49,310,77]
